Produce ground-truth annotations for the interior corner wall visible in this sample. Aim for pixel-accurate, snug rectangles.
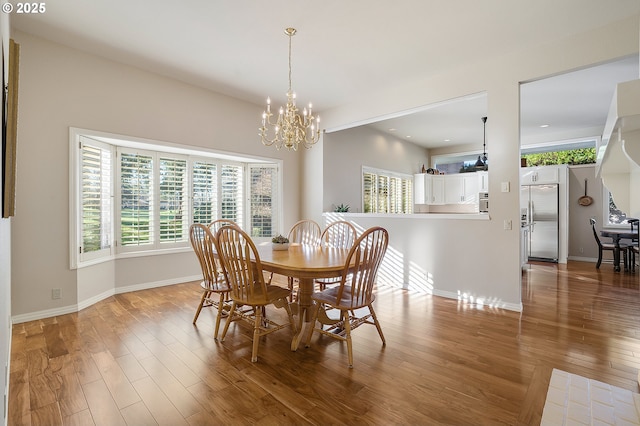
[10,30,302,319]
[322,126,429,213]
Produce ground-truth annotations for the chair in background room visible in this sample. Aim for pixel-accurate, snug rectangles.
[216,224,296,362]
[316,221,358,291]
[305,226,389,367]
[628,218,638,272]
[189,223,231,339]
[590,218,629,270]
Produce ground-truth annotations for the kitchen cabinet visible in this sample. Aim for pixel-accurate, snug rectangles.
[415,173,480,205]
[520,165,559,184]
[414,173,426,204]
[413,173,445,205]
[478,171,488,192]
[429,175,445,205]
[444,174,478,204]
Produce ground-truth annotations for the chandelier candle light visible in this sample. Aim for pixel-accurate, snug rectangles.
[259,27,320,151]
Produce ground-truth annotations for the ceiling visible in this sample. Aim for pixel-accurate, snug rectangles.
[10,0,640,149]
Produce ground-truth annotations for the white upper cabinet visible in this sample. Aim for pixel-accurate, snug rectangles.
[414,173,426,204]
[478,171,489,192]
[415,172,483,206]
[429,175,445,204]
[521,165,559,185]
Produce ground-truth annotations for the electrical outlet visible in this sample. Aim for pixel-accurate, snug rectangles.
[52,288,62,300]
[579,247,584,253]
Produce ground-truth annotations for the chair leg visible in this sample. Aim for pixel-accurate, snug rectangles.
[220,302,237,342]
[252,307,262,362]
[343,309,354,368]
[193,290,210,324]
[288,276,295,302]
[368,304,386,345]
[213,293,225,340]
[596,249,602,269]
[624,250,628,271]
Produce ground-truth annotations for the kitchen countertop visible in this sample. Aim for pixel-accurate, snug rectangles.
[323,212,490,220]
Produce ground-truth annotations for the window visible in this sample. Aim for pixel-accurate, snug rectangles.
[119,150,154,249]
[249,164,278,238]
[192,161,217,225]
[606,189,630,227]
[362,167,413,214]
[70,129,282,268]
[80,138,113,262]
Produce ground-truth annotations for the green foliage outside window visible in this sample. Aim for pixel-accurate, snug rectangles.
[521,147,596,167]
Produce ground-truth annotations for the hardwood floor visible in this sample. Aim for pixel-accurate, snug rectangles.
[9,261,640,425]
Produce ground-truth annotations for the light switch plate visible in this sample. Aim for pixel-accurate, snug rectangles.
[501,181,510,192]
[503,219,512,230]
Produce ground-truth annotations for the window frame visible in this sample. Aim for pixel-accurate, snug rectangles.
[70,127,283,269]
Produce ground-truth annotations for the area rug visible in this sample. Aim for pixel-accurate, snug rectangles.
[541,368,640,425]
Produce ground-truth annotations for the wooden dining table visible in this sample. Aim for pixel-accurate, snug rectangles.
[600,229,638,272]
[255,242,354,350]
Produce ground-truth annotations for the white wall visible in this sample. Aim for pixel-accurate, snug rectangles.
[313,15,639,309]
[10,31,304,319]
[323,125,428,213]
[1,11,11,426]
[568,165,603,261]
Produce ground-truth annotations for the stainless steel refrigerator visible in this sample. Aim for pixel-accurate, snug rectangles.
[520,184,559,262]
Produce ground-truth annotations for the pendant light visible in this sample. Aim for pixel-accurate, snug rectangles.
[474,116,488,170]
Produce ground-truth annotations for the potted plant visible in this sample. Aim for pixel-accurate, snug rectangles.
[334,203,350,212]
[271,234,290,250]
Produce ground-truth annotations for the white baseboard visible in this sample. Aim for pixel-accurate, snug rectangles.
[568,256,598,263]
[432,288,523,312]
[11,275,201,324]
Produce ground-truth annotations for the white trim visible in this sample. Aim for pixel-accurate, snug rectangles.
[568,256,599,263]
[432,288,523,312]
[4,317,11,426]
[11,274,201,324]
[70,127,276,164]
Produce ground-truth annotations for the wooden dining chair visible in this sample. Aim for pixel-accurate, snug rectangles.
[590,218,629,270]
[208,218,236,233]
[189,223,231,339]
[284,219,322,299]
[215,224,297,362]
[316,221,358,291]
[305,226,389,367]
[288,219,321,246]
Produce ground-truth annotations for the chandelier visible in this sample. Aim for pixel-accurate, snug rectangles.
[259,27,320,151]
[474,116,488,170]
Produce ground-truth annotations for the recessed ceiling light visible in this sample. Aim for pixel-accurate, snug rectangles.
[389,128,396,132]
[444,139,451,142]
[406,135,412,138]
[540,124,550,128]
